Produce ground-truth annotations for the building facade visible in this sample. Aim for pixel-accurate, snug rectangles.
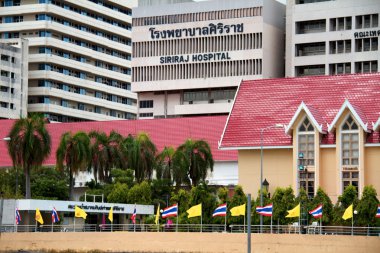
[286,0,380,77]
[132,0,285,119]
[219,74,380,203]
[0,0,137,122]
[0,39,28,119]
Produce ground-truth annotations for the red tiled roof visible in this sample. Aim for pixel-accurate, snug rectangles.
[220,73,380,148]
[0,116,237,168]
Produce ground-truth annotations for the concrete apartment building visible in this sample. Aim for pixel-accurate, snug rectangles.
[286,0,380,77]
[0,0,137,122]
[132,0,285,119]
[0,40,28,119]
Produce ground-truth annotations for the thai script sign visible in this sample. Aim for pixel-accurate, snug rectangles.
[68,204,124,212]
[160,52,231,64]
[354,30,380,38]
[150,22,244,40]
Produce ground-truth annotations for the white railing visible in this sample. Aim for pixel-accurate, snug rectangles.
[1,224,379,236]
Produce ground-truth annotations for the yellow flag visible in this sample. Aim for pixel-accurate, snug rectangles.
[342,204,353,220]
[35,208,44,224]
[230,204,246,216]
[286,203,300,218]
[108,206,113,223]
[187,203,202,218]
[75,205,87,219]
[155,205,160,225]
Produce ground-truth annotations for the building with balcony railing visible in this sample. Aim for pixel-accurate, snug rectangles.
[286,0,380,77]
[0,0,137,122]
[0,40,28,119]
[132,0,285,119]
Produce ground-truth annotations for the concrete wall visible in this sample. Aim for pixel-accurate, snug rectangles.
[0,232,379,253]
[238,149,293,199]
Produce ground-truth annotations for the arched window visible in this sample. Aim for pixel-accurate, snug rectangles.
[298,117,315,197]
[341,115,359,192]
[298,118,315,165]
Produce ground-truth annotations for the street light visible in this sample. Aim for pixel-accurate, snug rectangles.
[260,124,285,233]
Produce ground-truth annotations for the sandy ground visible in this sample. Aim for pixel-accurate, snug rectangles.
[0,232,379,253]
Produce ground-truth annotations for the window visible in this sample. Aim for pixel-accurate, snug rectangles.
[329,62,351,75]
[342,171,359,192]
[295,65,325,76]
[329,40,351,54]
[355,38,378,52]
[299,171,315,198]
[330,17,352,31]
[341,115,359,166]
[296,42,325,56]
[296,20,326,34]
[139,100,153,108]
[298,118,315,166]
[355,61,378,73]
[139,112,153,118]
[356,14,379,29]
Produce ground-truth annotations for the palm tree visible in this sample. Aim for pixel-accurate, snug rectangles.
[7,114,51,199]
[173,139,214,187]
[88,130,123,183]
[56,131,90,200]
[126,132,157,182]
[156,146,175,180]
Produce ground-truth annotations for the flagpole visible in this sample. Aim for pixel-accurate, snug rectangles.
[74,217,76,232]
[224,212,227,233]
[298,204,301,235]
[270,215,273,234]
[244,213,246,233]
[52,219,53,232]
[35,219,37,232]
[351,215,353,236]
[176,203,178,233]
[200,211,202,233]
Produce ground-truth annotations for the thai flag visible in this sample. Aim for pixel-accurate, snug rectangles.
[376,204,380,218]
[162,204,178,218]
[52,207,60,223]
[212,203,227,217]
[15,208,21,225]
[309,204,323,218]
[131,205,137,224]
[256,204,273,217]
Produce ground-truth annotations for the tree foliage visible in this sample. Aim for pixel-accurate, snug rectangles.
[356,185,379,226]
[332,185,359,225]
[107,183,129,204]
[31,167,68,200]
[228,185,246,224]
[7,114,51,199]
[271,187,295,225]
[89,130,123,183]
[127,181,152,204]
[172,139,214,187]
[311,187,333,225]
[56,131,91,200]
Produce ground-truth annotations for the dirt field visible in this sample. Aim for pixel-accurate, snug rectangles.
[0,232,379,253]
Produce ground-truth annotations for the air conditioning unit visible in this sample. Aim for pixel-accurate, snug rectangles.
[189,101,193,104]
[209,99,214,104]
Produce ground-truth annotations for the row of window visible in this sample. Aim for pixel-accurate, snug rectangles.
[296,0,331,4]
[38,47,131,75]
[133,33,263,58]
[38,80,135,106]
[296,14,379,34]
[48,0,131,30]
[297,116,360,197]
[32,14,130,46]
[296,61,378,76]
[139,100,153,109]
[0,101,14,109]
[37,64,131,91]
[183,88,236,102]
[1,54,15,63]
[0,85,14,94]
[21,29,129,60]
[44,111,136,123]
[133,7,262,27]
[132,59,262,82]
[295,38,378,56]
[0,70,15,79]
[29,96,135,120]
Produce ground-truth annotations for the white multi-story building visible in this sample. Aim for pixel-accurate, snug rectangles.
[132,0,285,119]
[0,0,137,122]
[286,0,380,77]
[0,39,28,119]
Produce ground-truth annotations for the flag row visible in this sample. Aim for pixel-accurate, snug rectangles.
[159,203,380,219]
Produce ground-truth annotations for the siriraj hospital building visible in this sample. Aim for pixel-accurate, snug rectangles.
[132,0,285,119]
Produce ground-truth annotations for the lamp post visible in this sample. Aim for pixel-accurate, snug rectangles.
[260,124,284,233]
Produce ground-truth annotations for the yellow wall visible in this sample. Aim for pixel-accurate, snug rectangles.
[365,146,380,191]
[320,147,338,202]
[238,149,293,199]
[1,232,379,253]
